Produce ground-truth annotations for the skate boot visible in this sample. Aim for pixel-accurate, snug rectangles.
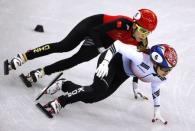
[44,78,67,95]
[43,99,62,115]
[36,98,62,118]
[4,53,27,75]
[20,68,45,87]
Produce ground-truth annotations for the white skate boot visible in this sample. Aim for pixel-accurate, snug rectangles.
[50,99,62,114]
[20,68,45,87]
[45,78,67,95]
[10,53,27,70]
[29,68,45,82]
[36,98,62,118]
[4,53,27,75]
[43,99,62,115]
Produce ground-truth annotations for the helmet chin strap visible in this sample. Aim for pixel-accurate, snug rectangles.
[153,63,158,74]
[131,23,138,40]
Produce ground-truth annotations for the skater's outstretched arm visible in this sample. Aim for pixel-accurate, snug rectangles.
[96,40,143,78]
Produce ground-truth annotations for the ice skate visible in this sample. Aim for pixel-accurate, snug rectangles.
[20,68,45,87]
[4,53,27,75]
[36,102,53,118]
[36,98,62,118]
[44,78,67,95]
[35,72,63,100]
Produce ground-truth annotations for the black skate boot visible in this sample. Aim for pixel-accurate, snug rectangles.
[20,68,45,87]
[4,53,27,75]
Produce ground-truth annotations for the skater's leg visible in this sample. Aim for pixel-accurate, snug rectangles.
[44,38,99,75]
[25,26,88,60]
[44,78,86,95]
[42,52,110,113]
[22,37,99,86]
[57,76,108,106]
[41,77,107,115]
[6,15,103,74]
[7,23,87,73]
[25,14,103,60]
[39,70,127,115]
[83,53,129,103]
[58,53,128,105]
[6,27,86,74]
[41,53,127,114]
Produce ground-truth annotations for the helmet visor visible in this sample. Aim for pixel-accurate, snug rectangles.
[135,24,150,36]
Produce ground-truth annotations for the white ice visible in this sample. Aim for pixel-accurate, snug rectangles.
[0,0,195,131]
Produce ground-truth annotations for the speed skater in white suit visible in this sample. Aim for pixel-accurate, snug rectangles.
[37,41,177,125]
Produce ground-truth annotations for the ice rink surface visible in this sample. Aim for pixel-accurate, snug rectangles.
[0,0,195,131]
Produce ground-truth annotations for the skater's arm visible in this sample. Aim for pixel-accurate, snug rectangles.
[114,41,143,64]
[96,40,142,78]
[98,40,143,64]
[151,82,161,107]
[151,82,168,125]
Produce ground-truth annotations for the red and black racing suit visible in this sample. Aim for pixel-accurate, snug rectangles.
[25,14,147,80]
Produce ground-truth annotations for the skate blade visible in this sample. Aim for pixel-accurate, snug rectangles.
[4,59,9,75]
[19,73,32,87]
[35,87,48,101]
[36,103,53,118]
[35,72,63,101]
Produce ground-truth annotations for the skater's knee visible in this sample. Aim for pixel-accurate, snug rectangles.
[56,37,84,52]
[92,77,109,93]
[51,41,69,52]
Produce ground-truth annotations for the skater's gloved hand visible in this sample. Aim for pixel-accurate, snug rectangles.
[133,89,148,100]
[132,82,148,100]
[152,106,168,125]
[96,60,109,79]
[98,47,106,53]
